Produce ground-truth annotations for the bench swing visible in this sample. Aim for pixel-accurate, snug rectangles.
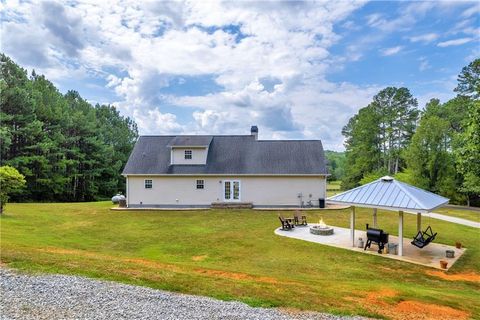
[411,213,437,249]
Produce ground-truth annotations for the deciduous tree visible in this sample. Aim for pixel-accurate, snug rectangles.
[0,166,26,213]
[455,101,480,206]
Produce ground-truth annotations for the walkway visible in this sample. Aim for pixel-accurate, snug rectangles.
[428,212,479,228]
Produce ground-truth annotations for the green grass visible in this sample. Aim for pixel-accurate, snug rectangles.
[1,202,479,319]
[435,207,480,222]
[327,180,342,197]
[326,190,340,197]
[327,180,342,190]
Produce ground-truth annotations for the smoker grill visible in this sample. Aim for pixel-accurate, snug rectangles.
[364,224,389,253]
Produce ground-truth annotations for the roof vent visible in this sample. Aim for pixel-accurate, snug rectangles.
[381,176,394,182]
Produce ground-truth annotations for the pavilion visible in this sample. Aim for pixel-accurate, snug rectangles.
[327,176,449,256]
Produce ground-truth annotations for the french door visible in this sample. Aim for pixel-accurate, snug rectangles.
[223,180,240,201]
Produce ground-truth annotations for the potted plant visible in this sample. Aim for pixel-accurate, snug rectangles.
[440,260,448,269]
[455,242,462,249]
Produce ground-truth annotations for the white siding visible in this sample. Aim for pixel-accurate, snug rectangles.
[171,148,208,165]
[126,175,326,207]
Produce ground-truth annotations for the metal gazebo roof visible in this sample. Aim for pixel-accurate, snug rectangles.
[327,176,449,213]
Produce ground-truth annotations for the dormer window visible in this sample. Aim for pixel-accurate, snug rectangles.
[168,136,211,165]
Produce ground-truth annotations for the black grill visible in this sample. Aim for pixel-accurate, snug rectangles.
[364,224,389,253]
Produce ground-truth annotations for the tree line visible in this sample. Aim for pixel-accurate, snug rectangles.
[0,54,138,202]
[341,59,479,206]
[325,150,346,181]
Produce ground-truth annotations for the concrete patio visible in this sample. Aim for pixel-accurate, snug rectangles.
[275,224,466,270]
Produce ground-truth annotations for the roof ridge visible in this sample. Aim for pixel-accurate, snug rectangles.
[140,134,249,137]
[140,135,176,137]
[212,135,254,137]
[392,180,425,209]
[256,139,322,142]
[138,135,322,142]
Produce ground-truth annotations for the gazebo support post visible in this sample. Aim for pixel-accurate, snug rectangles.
[373,208,377,228]
[350,206,355,247]
[398,211,404,256]
[417,212,422,232]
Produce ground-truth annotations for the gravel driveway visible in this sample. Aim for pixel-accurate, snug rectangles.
[0,268,368,320]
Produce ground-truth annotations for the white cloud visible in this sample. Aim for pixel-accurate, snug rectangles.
[0,0,394,150]
[461,4,480,18]
[174,77,380,150]
[365,2,436,33]
[437,37,473,47]
[341,20,360,31]
[366,13,383,27]
[449,18,480,38]
[132,109,183,134]
[380,46,403,56]
[408,33,439,43]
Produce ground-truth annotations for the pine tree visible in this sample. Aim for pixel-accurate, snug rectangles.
[0,54,138,202]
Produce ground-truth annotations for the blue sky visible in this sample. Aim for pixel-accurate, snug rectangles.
[1,0,479,150]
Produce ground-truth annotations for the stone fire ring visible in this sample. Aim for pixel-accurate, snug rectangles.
[310,226,334,236]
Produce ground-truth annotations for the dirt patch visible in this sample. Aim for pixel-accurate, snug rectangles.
[37,247,105,259]
[393,301,470,320]
[124,258,183,272]
[119,268,145,278]
[192,255,207,261]
[348,288,469,320]
[364,288,397,306]
[426,270,480,283]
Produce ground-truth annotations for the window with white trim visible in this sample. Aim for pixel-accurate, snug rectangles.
[184,150,192,159]
[144,179,153,189]
[196,179,204,189]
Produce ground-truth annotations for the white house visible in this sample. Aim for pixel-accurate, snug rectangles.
[122,126,328,208]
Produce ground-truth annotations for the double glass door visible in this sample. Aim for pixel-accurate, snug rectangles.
[223,180,240,201]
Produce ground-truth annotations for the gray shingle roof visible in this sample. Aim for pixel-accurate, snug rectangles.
[122,135,327,175]
[327,176,449,212]
[167,136,213,147]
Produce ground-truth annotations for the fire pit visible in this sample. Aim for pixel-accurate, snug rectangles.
[310,218,334,236]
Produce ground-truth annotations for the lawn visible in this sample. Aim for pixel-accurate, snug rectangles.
[1,202,479,319]
[327,180,342,197]
[435,207,480,222]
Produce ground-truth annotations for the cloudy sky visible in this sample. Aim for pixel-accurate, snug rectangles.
[1,0,479,150]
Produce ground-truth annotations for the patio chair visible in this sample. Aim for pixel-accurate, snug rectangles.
[411,226,437,249]
[278,215,295,230]
[293,210,308,226]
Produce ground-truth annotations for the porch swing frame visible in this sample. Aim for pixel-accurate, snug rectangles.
[411,212,437,248]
